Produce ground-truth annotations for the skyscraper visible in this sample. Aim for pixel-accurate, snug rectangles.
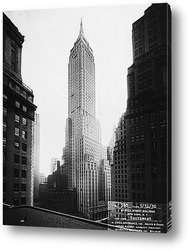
[111,4,171,232]
[64,20,111,219]
[3,13,37,206]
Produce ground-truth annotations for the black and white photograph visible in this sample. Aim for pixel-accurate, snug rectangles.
[2,1,172,235]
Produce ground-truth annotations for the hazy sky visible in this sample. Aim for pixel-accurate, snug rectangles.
[5,4,150,175]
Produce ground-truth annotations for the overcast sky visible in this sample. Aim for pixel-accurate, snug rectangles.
[5,4,150,175]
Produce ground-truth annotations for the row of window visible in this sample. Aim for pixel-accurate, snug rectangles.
[14,169,27,178]
[115,175,127,180]
[130,116,144,124]
[132,173,145,180]
[15,141,27,152]
[138,80,152,91]
[131,163,145,171]
[114,165,127,170]
[132,192,146,200]
[132,182,146,190]
[134,32,142,42]
[115,194,127,199]
[137,60,152,73]
[131,153,145,162]
[13,183,26,192]
[131,134,145,143]
[15,100,27,112]
[130,106,144,114]
[15,114,27,125]
[135,47,143,56]
[115,179,127,184]
[13,197,26,206]
[14,154,27,165]
[115,189,127,194]
[3,138,27,152]
[115,169,127,174]
[130,125,144,133]
[4,75,33,102]
[15,127,27,139]
[131,143,145,152]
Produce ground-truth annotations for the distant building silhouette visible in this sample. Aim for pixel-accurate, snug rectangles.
[50,157,59,174]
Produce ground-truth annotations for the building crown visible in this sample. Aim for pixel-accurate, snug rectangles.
[79,18,84,36]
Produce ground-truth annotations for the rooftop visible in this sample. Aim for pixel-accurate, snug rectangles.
[3,204,117,231]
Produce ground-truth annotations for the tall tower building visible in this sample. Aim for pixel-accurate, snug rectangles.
[112,3,171,206]
[65,20,110,219]
[3,13,37,206]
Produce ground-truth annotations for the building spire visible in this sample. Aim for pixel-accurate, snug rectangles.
[79,18,84,36]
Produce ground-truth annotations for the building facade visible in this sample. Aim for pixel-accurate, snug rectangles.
[3,13,37,206]
[64,20,111,219]
[112,3,171,205]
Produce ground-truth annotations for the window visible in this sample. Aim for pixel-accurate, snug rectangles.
[22,117,27,126]
[131,136,135,143]
[141,173,145,180]
[14,198,19,206]
[22,156,27,165]
[141,134,145,141]
[23,105,27,112]
[15,101,20,108]
[14,169,19,177]
[150,112,156,120]
[3,94,8,100]
[15,114,20,123]
[21,197,26,205]
[3,122,7,131]
[22,130,27,139]
[132,173,135,180]
[22,143,27,152]
[21,184,26,191]
[28,96,33,102]
[3,107,7,116]
[22,91,27,98]
[132,193,136,199]
[3,137,7,147]
[15,127,20,136]
[15,141,20,150]
[14,154,19,164]
[131,164,135,171]
[15,85,20,93]
[141,163,145,171]
[21,170,26,178]
[14,183,19,192]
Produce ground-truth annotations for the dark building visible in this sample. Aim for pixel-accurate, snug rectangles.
[3,13,37,206]
[39,185,77,215]
[112,4,171,206]
[39,162,77,215]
